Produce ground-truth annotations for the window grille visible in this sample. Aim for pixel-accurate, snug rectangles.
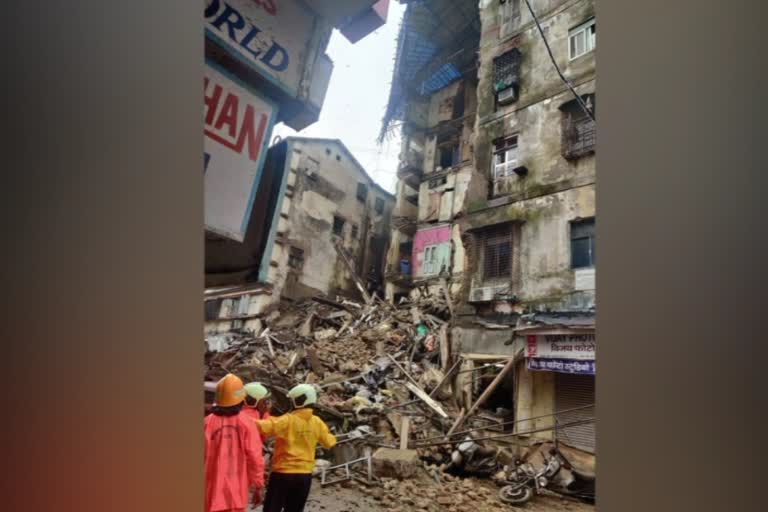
[493,48,522,94]
[481,224,514,280]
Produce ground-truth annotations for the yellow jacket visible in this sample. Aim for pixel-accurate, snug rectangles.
[255,408,337,474]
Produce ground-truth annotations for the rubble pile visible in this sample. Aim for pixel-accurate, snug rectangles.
[204,290,589,507]
[205,292,454,426]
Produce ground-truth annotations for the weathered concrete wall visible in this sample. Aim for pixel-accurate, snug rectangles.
[452,326,517,357]
[461,184,595,310]
[265,139,394,303]
[454,0,596,312]
[473,0,595,201]
[515,361,556,441]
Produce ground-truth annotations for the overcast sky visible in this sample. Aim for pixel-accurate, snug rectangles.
[272,2,406,194]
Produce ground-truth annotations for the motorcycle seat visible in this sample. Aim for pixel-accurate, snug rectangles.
[570,468,596,482]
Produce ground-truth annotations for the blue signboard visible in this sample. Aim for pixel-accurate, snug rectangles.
[527,358,595,375]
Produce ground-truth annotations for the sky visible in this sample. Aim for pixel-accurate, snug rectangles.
[272,2,407,194]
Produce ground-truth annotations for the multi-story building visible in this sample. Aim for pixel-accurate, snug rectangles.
[383,0,596,455]
[205,137,394,334]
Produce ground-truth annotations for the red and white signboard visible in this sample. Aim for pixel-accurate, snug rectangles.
[525,333,596,361]
[204,62,276,241]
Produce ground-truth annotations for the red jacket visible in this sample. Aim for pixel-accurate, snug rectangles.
[204,412,265,512]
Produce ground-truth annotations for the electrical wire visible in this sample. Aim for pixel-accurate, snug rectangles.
[410,416,596,448]
[413,403,595,444]
[523,0,595,121]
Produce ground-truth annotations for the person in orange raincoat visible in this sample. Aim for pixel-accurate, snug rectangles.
[242,382,272,421]
[204,374,266,512]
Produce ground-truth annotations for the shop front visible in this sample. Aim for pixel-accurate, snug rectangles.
[519,330,596,453]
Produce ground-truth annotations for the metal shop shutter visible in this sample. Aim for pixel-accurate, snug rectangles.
[555,373,596,453]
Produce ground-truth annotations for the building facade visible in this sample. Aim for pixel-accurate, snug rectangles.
[205,137,394,334]
[383,0,596,454]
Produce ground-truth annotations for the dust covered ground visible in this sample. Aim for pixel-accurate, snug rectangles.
[252,476,594,512]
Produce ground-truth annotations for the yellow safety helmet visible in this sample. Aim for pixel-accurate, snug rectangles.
[215,373,246,407]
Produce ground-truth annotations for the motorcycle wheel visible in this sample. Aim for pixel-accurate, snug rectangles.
[499,484,534,506]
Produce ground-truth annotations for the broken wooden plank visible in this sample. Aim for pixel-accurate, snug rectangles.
[286,351,301,372]
[447,357,515,436]
[404,381,448,419]
[430,357,462,398]
[318,373,366,389]
[298,312,315,337]
[400,417,411,450]
[446,409,465,438]
[332,240,373,304]
[438,324,450,372]
[387,354,422,389]
[439,278,454,317]
[312,295,354,312]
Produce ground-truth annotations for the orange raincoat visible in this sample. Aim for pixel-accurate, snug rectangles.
[204,412,265,512]
[241,407,270,421]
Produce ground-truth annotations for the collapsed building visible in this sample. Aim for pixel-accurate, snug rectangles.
[382,0,596,454]
[205,137,395,334]
[203,0,597,507]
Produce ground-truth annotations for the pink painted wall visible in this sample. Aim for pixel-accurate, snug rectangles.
[412,225,452,275]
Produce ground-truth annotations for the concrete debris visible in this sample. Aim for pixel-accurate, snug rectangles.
[203,290,583,507]
[205,333,235,353]
[371,448,420,480]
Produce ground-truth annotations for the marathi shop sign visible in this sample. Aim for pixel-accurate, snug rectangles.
[204,62,276,241]
[204,0,315,98]
[526,333,596,375]
[527,358,595,375]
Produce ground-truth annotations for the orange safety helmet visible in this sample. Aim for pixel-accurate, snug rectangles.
[214,373,246,407]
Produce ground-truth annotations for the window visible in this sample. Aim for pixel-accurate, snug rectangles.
[374,197,385,214]
[333,216,345,236]
[351,224,359,239]
[428,176,447,189]
[356,183,368,202]
[560,95,596,160]
[422,245,440,275]
[493,49,522,105]
[481,225,514,280]
[570,218,595,268]
[288,247,304,270]
[437,143,460,170]
[569,18,596,60]
[492,136,519,180]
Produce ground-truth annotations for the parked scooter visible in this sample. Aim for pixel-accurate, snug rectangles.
[448,437,500,476]
[498,446,595,506]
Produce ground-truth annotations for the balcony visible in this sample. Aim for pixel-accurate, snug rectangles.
[397,149,424,189]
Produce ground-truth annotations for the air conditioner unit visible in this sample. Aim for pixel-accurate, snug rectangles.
[469,285,508,303]
[497,85,518,105]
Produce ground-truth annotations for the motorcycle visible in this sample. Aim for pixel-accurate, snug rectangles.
[498,446,595,506]
[448,437,500,476]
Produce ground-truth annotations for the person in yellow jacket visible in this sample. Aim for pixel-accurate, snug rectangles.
[254,383,336,512]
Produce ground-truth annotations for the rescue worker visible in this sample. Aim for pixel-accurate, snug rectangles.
[204,374,266,512]
[242,381,272,421]
[255,383,337,512]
